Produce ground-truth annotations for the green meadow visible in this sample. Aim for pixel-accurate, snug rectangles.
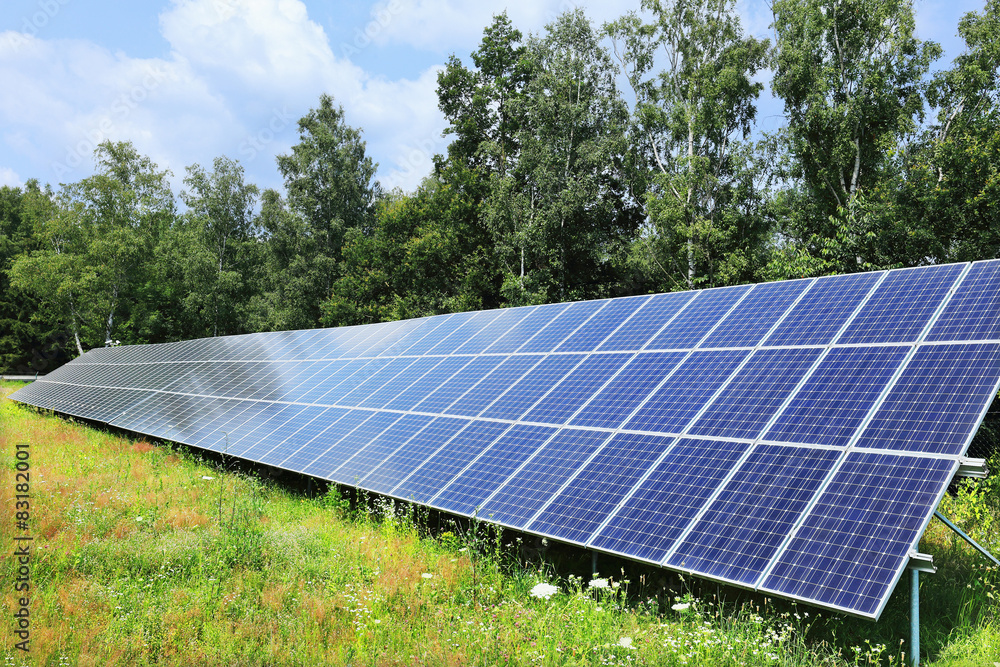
[2,382,998,666]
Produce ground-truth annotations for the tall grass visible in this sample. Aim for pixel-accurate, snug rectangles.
[1,382,998,666]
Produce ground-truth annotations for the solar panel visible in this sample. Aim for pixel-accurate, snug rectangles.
[10,260,1000,620]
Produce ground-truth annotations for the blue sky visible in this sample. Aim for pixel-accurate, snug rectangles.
[0,0,987,196]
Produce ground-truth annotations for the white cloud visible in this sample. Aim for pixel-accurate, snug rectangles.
[0,167,23,188]
[1,0,505,194]
[365,65,447,192]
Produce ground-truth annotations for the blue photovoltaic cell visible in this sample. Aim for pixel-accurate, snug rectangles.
[11,259,1000,621]
[254,361,309,401]
[149,395,224,444]
[855,343,1000,455]
[482,303,568,354]
[838,264,965,345]
[522,353,631,425]
[764,346,909,447]
[646,285,751,350]
[354,319,423,357]
[433,424,556,516]
[359,356,449,409]
[688,348,823,440]
[764,271,883,347]
[479,354,585,421]
[197,402,294,455]
[527,432,674,544]
[339,323,393,358]
[300,411,403,479]
[278,409,374,470]
[667,445,840,584]
[382,356,474,411]
[377,316,447,357]
[517,300,609,353]
[360,417,469,494]
[398,313,464,356]
[570,352,687,429]
[391,420,512,503]
[624,350,749,434]
[314,359,392,406]
[761,453,956,618]
[192,401,273,450]
[294,359,371,404]
[928,260,1000,341]
[425,310,505,356]
[274,360,347,402]
[591,439,749,563]
[219,404,309,457]
[411,356,506,414]
[701,279,811,349]
[238,405,328,462]
[187,399,256,446]
[444,355,543,417]
[337,357,419,407]
[329,413,434,485]
[256,407,345,466]
[452,306,536,354]
[478,429,612,528]
[555,296,650,352]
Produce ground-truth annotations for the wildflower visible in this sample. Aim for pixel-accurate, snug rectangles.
[589,578,610,589]
[530,583,559,600]
[671,602,691,611]
[618,636,635,649]
[135,516,144,522]
[421,573,434,579]
[201,475,214,480]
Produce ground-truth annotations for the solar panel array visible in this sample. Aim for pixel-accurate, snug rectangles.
[11,260,1000,619]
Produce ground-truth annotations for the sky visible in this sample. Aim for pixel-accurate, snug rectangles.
[0,0,987,197]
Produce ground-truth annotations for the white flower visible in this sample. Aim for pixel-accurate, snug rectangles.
[201,476,214,480]
[421,573,434,579]
[618,636,635,649]
[671,602,691,611]
[135,516,144,522]
[530,582,559,600]
[589,577,610,589]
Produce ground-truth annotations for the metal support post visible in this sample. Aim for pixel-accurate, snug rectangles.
[591,551,598,578]
[910,568,920,667]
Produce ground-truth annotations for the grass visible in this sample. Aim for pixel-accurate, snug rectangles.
[1,380,999,666]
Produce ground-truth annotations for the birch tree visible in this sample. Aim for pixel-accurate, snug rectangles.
[607,0,769,290]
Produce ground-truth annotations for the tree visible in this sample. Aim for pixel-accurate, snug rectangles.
[771,0,940,231]
[179,156,261,337]
[895,0,1000,263]
[436,12,532,178]
[607,0,770,291]
[9,141,174,351]
[492,9,638,304]
[249,189,323,332]
[0,182,69,372]
[275,94,381,326]
[323,170,497,326]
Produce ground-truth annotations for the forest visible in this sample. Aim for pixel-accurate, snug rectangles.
[1,0,998,375]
